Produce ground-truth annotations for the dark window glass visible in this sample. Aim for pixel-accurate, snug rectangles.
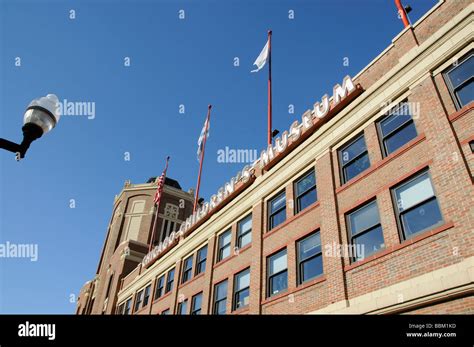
[470,141,474,153]
[134,290,144,312]
[339,134,370,183]
[267,249,288,297]
[347,200,385,262]
[117,303,124,315]
[295,170,317,213]
[268,191,286,230]
[143,284,151,306]
[182,255,193,283]
[217,230,232,262]
[237,214,252,248]
[105,274,114,299]
[177,299,188,315]
[297,232,323,284]
[378,102,418,156]
[233,268,250,310]
[195,246,208,275]
[393,171,443,239]
[154,275,165,300]
[161,309,170,315]
[191,293,203,315]
[213,280,228,315]
[165,268,175,293]
[123,298,132,315]
[444,53,473,109]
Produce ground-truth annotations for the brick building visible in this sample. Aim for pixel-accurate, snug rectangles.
[77,0,474,315]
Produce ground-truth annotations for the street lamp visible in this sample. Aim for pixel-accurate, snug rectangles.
[0,94,60,160]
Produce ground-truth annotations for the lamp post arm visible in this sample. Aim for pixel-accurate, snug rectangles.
[0,138,21,155]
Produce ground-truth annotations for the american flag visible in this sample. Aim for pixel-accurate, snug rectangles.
[154,157,169,205]
[197,116,210,161]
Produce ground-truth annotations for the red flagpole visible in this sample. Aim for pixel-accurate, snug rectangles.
[149,156,170,252]
[267,30,272,146]
[194,105,212,213]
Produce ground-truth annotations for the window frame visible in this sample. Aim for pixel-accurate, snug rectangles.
[217,229,232,262]
[443,52,474,110]
[165,268,175,294]
[296,231,323,285]
[177,299,188,315]
[338,133,370,184]
[376,102,418,157]
[154,275,165,300]
[142,283,151,307]
[233,268,250,311]
[267,190,287,231]
[195,245,208,275]
[181,255,193,284]
[213,280,228,315]
[267,248,288,298]
[345,199,384,263]
[191,292,203,315]
[123,297,132,315]
[391,169,444,241]
[294,169,317,213]
[134,289,144,312]
[237,214,252,249]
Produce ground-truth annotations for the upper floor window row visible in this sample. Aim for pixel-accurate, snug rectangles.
[443,52,473,110]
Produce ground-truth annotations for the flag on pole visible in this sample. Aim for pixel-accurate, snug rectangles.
[153,157,169,205]
[197,117,210,161]
[251,39,270,73]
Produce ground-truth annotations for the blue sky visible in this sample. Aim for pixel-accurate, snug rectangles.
[0,0,438,313]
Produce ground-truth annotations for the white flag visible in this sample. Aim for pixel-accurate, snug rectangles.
[197,117,210,161]
[251,39,269,73]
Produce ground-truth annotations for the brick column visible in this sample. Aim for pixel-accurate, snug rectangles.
[201,235,216,314]
[249,200,264,314]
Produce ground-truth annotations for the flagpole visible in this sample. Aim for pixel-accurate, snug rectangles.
[149,156,170,252]
[267,30,272,146]
[194,105,212,213]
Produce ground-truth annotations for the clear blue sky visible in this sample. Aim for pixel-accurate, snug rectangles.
[0,0,438,313]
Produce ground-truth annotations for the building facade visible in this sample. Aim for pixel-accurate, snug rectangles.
[77,0,474,315]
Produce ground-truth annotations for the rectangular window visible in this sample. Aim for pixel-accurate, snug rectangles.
[191,292,203,315]
[181,255,193,283]
[154,275,165,300]
[123,297,132,315]
[267,249,288,297]
[377,102,418,156]
[297,232,323,284]
[443,52,473,109]
[134,290,144,312]
[213,280,228,315]
[233,268,250,310]
[217,230,232,262]
[161,309,170,315]
[268,191,286,230]
[339,134,370,184]
[237,214,252,248]
[347,200,385,262]
[392,170,443,239]
[195,245,207,275]
[105,274,114,299]
[143,284,151,307]
[117,303,124,315]
[177,299,188,315]
[294,170,317,213]
[165,268,175,293]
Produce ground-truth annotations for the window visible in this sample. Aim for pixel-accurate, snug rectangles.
[165,268,175,293]
[161,309,170,315]
[213,280,228,315]
[182,255,193,283]
[117,303,124,315]
[470,140,474,153]
[123,297,132,315]
[233,268,250,310]
[134,290,144,312]
[143,284,151,306]
[217,230,232,262]
[339,134,370,184]
[347,200,385,262]
[154,275,165,300]
[294,170,317,213]
[392,170,443,239]
[377,102,418,156]
[443,52,473,109]
[268,191,286,230]
[105,274,114,299]
[297,232,323,284]
[195,246,207,275]
[191,293,203,315]
[237,214,252,248]
[267,249,288,297]
[177,299,188,315]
